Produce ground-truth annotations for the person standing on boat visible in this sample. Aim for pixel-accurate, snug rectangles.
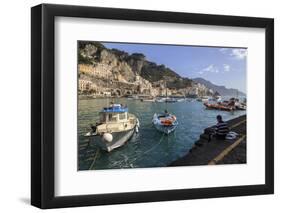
[208,115,229,141]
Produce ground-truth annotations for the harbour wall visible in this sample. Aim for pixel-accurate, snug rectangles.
[169,115,247,166]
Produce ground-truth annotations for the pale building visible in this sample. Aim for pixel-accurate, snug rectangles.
[79,79,96,92]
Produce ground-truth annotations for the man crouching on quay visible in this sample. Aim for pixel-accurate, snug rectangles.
[208,115,230,142]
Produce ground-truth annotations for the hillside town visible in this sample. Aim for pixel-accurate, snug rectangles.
[78,64,214,98]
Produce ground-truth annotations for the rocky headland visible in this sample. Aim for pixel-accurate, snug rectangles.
[78,41,215,98]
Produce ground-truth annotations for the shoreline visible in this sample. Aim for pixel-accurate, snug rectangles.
[169,115,247,166]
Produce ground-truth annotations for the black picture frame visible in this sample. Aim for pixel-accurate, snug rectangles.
[31,3,274,209]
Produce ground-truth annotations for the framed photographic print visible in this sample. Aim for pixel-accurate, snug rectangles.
[31,4,274,209]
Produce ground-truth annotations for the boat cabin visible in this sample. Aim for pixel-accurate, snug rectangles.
[99,104,128,123]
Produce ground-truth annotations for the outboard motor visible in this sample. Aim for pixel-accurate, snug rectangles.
[90,125,97,133]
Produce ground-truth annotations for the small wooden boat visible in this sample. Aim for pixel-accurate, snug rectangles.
[152,113,178,134]
[85,104,140,152]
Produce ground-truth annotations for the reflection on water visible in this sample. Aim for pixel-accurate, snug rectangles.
[78,98,246,170]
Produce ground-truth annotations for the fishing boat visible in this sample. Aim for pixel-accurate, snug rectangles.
[152,112,178,134]
[85,103,140,152]
[204,102,234,111]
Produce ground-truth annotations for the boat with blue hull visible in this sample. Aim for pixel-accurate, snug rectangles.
[85,104,139,152]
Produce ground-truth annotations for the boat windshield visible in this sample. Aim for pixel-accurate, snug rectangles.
[108,114,118,122]
[118,112,127,120]
[99,112,118,122]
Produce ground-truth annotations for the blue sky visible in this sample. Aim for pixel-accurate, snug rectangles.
[102,42,247,93]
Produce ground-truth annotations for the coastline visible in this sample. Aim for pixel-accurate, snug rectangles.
[169,115,246,166]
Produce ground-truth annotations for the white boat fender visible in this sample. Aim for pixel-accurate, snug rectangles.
[85,132,92,137]
[225,133,237,140]
[102,133,113,142]
[136,119,140,127]
[135,126,139,133]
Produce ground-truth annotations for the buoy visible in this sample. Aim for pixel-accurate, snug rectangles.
[102,133,113,142]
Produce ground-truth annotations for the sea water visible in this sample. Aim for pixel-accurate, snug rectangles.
[78,98,246,170]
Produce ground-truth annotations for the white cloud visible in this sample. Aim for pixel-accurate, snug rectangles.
[203,64,219,73]
[197,64,232,75]
[219,47,247,60]
[219,48,229,54]
[198,64,219,74]
[223,64,230,72]
[230,49,247,60]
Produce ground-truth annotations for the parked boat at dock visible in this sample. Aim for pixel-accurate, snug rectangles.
[203,97,246,111]
[85,104,140,152]
[204,102,234,111]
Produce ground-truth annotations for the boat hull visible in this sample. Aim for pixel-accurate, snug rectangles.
[90,128,136,152]
[153,122,177,134]
[204,102,234,111]
[152,113,178,134]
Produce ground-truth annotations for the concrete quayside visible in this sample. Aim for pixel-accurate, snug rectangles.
[170,115,246,166]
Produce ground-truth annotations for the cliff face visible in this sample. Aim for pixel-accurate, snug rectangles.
[79,41,192,86]
[78,41,212,97]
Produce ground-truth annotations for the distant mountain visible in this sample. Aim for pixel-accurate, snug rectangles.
[193,77,245,96]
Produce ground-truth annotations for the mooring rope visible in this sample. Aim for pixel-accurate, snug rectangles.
[89,148,100,170]
[128,131,166,165]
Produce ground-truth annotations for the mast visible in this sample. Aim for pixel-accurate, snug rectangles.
[165,80,167,111]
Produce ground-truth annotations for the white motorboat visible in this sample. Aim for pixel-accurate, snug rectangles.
[176,98,186,102]
[155,97,166,102]
[201,96,210,103]
[85,104,140,152]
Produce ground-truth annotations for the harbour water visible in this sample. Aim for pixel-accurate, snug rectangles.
[78,98,246,170]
